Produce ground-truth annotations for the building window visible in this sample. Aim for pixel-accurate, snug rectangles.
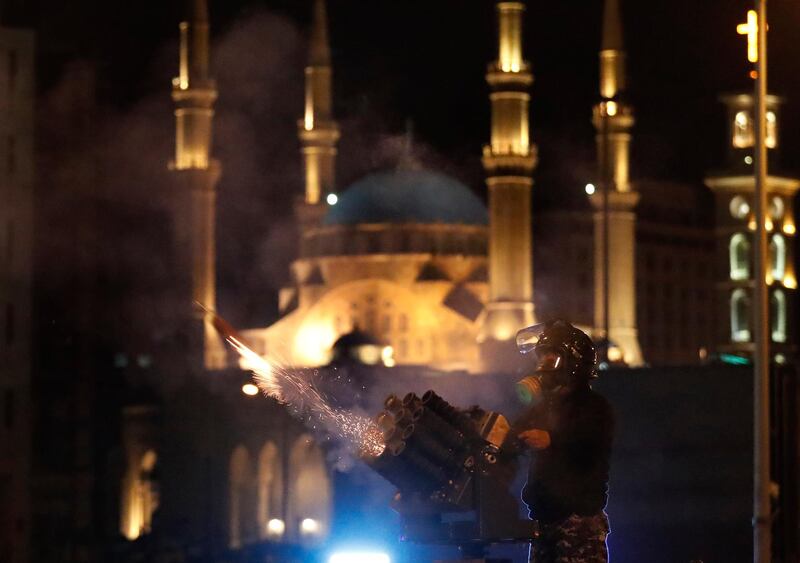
[6,136,15,175]
[729,233,750,280]
[771,290,787,343]
[7,50,17,94]
[733,111,753,148]
[731,289,751,342]
[5,304,14,345]
[769,234,786,279]
[4,389,14,429]
[6,221,13,265]
[766,111,777,148]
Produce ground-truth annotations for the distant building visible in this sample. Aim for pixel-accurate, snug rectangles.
[705,94,799,361]
[0,20,34,563]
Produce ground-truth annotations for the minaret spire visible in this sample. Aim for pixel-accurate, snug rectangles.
[601,0,623,51]
[590,0,643,366]
[478,1,537,370]
[309,0,331,67]
[170,0,226,370]
[599,0,625,99]
[298,0,340,212]
[173,0,215,170]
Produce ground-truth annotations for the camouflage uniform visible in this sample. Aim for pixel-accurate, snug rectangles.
[528,512,610,563]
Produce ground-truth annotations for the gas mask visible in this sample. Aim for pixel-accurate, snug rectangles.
[515,345,570,405]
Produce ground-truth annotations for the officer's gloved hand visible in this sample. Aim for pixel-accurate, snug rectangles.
[518,429,551,450]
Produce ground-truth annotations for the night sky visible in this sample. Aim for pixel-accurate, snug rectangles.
[17,0,800,324]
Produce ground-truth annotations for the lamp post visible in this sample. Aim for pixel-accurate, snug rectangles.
[751,1,771,561]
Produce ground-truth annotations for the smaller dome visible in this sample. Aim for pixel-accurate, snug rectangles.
[324,169,488,226]
[331,329,381,351]
[330,329,390,366]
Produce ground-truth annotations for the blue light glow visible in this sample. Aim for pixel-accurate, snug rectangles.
[328,551,391,563]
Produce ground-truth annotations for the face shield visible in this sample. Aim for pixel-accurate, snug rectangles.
[516,324,568,403]
[516,324,565,372]
[516,323,547,355]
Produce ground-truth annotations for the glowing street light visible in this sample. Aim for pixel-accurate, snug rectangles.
[241,383,259,396]
[266,518,285,538]
[585,183,596,195]
[300,518,320,535]
[326,193,339,205]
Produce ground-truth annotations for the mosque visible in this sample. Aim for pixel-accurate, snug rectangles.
[232,0,632,371]
[212,0,795,372]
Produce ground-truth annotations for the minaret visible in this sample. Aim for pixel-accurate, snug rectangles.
[297,0,340,232]
[478,1,537,368]
[170,0,226,370]
[589,0,643,366]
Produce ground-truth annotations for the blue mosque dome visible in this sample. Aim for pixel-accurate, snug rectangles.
[323,169,488,226]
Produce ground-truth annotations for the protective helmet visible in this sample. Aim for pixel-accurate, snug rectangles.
[516,320,597,383]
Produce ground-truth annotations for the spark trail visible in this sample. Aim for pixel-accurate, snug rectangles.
[200,304,385,457]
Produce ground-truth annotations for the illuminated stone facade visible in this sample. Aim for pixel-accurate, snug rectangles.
[246,170,489,371]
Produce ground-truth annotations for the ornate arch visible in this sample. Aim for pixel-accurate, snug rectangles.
[286,435,330,544]
[729,233,750,281]
[770,234,786,280]
[229,445,255,548]
[257,442,283,540]
[771,289,787,343]
[731,289,751,343]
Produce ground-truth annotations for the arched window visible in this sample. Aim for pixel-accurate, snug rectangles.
[766,110,778,148]
[729,233,750,280]
[770,234,786,280]
[229,446,256,549]
[731,289,751,342]
[257,442,283,541]
[138,451,159,535]
[771,289,787,343]
[287,435,330,544]
[121,449,160,540]
[733,111,754,148]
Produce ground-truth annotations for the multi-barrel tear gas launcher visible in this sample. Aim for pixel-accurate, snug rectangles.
[199,302,532,548]
[363,390,533,545]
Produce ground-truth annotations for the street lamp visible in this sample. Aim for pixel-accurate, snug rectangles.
[739,3,771,562]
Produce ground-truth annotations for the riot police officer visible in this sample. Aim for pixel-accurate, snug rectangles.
[515,320,614,563]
